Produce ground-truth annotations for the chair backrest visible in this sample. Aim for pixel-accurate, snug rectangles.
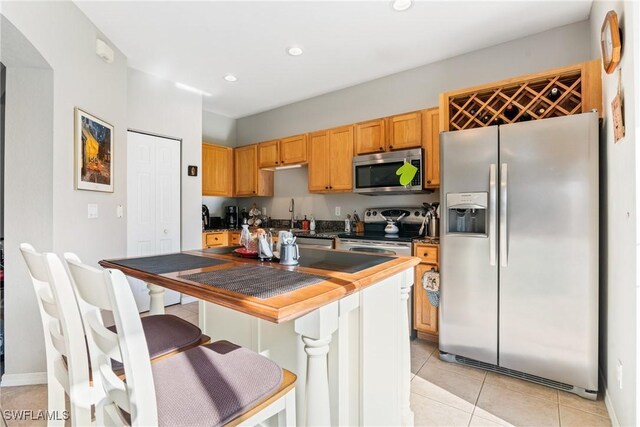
[19,244,91,425]
[65,254,158,426]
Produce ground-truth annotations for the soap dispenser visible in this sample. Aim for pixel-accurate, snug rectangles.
[309,215,316,231]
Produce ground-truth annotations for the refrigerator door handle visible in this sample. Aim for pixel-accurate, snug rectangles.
[489,163,497,266]
[500,163,508,267]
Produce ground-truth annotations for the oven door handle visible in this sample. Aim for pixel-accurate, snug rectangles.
[347,247,398,255]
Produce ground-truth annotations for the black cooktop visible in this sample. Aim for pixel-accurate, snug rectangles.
[296,247,392,273]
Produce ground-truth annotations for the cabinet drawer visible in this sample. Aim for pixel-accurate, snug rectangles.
[205,232,227,247]
[229,232,241,245]
[414,244,438,264]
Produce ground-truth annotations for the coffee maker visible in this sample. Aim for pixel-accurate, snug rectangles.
[225,205,238,229]
[202,205,210,230]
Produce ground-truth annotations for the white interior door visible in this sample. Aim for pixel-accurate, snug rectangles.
[127,131,181,312]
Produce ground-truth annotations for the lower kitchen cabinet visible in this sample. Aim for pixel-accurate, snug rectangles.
[202,231,229,248]
[414,243,439,341]
[229,231,241,245]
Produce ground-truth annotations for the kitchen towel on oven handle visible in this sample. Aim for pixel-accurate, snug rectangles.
[422,268,440,307]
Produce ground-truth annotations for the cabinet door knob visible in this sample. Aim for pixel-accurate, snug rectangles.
[325,186,329,189]
[329,186,333,189]
[427,180,432,184]
[389,145,394,149]
[275,161,279,164]
[423,252,429,256]
[379,147,384,151]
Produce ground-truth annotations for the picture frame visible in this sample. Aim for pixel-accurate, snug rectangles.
[75,108,114,192]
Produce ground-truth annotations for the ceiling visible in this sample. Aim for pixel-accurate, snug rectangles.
[75,1,593,119]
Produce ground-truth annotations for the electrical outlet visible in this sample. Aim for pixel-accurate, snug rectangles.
[617,360,623,389]
[88,204,98,219]
[262,207,267,216]
[335,206,341,216]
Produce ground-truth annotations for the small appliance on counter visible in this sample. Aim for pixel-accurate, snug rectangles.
[225,205,238,229]
[210,216,223,229]
[202,205,210,230]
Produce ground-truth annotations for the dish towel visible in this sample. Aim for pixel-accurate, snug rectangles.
[422,269,440,308]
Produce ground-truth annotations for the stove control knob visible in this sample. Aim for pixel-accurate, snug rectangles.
[372,211,377,216]
[415,211,420,216]
[422,212,427,217]
[366,211,371,217]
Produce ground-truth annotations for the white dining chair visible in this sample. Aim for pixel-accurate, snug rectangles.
[20,244,211,426]
[20,243,93,426]
[64,253,210,373]
[65,256,297,427]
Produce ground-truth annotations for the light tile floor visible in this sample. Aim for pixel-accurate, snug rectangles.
[410,339,611,427]
[0,303,611,427]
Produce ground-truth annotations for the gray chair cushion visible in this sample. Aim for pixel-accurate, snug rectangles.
[110,314,203,371]
[150,340,283,426]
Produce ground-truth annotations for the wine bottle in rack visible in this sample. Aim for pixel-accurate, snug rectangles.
[469,104,477,116]
[504,104,519,121]
[518,112,532,122]
[481,114,490,123]
[547,87,561,101]
[537,107,546,116]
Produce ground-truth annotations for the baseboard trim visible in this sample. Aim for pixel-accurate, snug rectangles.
[600,368,620,427]
[1,372,47,387]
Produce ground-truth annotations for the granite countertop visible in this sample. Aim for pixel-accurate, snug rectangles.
[203,228,343,239]
[412,237,440,245]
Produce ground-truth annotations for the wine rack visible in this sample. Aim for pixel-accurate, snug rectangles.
[439,60,602,131]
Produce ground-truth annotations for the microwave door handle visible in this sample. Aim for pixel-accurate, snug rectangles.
[489,163,496,266]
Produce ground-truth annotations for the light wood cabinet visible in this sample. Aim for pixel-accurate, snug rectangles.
[280,134,308,165]
[258,140,279,168]
[389,112,422,150]
[308,125,354,193]
[229,231,241,246]
[202,231,228,248]
[413,243,439,340]
[234,145,274,197]
[355,119,386,155]
[202,144,233,197]
[422,108,440,189]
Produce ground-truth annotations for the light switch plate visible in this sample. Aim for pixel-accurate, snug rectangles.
[335,206,341,216]
[116,204,124,218]
[88,204,98,219]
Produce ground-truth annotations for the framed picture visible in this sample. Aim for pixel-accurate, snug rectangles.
[75,108,114,192]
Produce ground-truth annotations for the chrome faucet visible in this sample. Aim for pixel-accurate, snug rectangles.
[289,198,295,229]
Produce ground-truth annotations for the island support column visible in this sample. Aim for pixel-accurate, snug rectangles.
[147,283,165,315]
[400,270,415,426]
[294,302,339,426]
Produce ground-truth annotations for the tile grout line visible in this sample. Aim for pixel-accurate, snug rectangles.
[468,371,488,426]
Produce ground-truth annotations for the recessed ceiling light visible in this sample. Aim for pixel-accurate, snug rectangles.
[175,82,212,97]
[287,46,303,56]
[224,74,238,82]
[392,0,412,11]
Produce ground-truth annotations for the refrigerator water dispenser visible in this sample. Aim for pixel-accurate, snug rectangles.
[446,192,488,236]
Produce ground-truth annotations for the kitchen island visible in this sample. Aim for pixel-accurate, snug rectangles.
[101,248,420,426]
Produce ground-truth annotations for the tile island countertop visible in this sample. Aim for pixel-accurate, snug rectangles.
[100,247,420,323]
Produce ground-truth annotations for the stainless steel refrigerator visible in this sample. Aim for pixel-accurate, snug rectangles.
[439,112,599,399]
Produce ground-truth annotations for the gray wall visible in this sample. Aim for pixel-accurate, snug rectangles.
[201,109,237,218]
[589,2,638,426]
[236,20,592,220]
[237,21,591,145]
[1,1,128,381]
[127,68,203,251]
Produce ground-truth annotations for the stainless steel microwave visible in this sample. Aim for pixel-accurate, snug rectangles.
[353,148,424,195]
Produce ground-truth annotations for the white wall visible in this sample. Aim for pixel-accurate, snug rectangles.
[127,68,203,251]
[202,109,237,218]
[237,20,592,220]
[589,2,638,426]
[1,1,128,380]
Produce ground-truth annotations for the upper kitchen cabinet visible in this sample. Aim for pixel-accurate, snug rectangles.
[258,134,308,168]
[422,108,440,189]
[280,134,308,165]
[389,112,422,150]
[308,125,354,193]
[202,143,233,197]
[355,119,386,155]
[258,140,279,168]
[234,144,274,197]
